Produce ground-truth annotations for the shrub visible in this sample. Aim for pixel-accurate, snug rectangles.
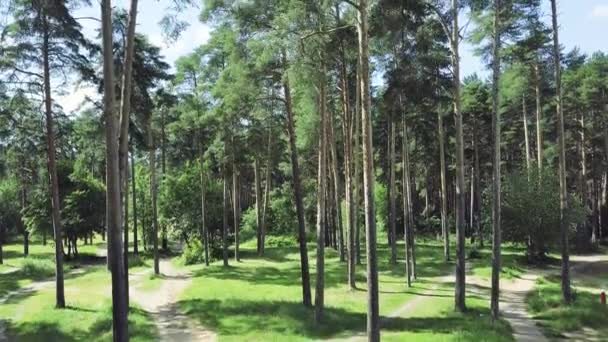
[265,235,297,248]
[20,258,55,280]
[502,167,586,261]
[180,240,206,265]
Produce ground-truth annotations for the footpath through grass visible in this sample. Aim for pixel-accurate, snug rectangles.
[0,237,158,341]
[178,237,514,342]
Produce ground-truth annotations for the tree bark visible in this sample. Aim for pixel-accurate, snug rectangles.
[523,95,531,173]
[222,146,230,267]
[149,124,159,275]
[199,139,209,266]
[131,148,138,255]
[233,163,240,262]
[357,0,380,337]
[101,0,129,339]
[438,111,449,261]
[42,10,65,309]
[118,0,138,309]
[551,0,571,305]
[451,0,466,313]
[160,109,168,251]
[261,129,272,256]
[328,109,345,262]
[534,60,543,171]
[314,72,328,324]
[389,117,397,265]
[490,0,502,319]
[282,52,312,307]
[403,118,412,288]
[255,158,263,255]
[473,116,482,247]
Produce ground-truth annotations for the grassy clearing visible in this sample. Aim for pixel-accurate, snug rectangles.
[0,265,157,341]
[468,243,528,280]
[527,271,608,338]
[179,237,513,341]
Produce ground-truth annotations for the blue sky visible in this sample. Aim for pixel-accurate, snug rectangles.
[60,0,608,111]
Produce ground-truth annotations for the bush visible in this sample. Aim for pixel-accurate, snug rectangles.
[265,235,297,248]
[20,258,55,280]
[180,240,206,265]
[502,167,586,261]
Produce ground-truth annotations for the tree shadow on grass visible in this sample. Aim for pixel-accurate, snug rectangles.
[179,298,513,340]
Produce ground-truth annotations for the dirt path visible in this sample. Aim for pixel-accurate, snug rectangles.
[129,259,216,342]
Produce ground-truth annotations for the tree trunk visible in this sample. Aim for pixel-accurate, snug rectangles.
[314,72,328,324]
[551,0,571,305]
[523,95,531,173]
[357,0,380,337]
[233,163,240,262]
[328,109,345,262]
[438,112,449,261]
[222,150,230,267]
[534,60,543,171]
[474,116,482,247]
[490,0,502,319]
[261,129,272,256]
[42,11,65,309]
[160,109,168,251]
[118,0,138,310]
[131,148,138,255]
[403,118,412,288]
[255,158,263,255]
[282,51,312,307]
[199,136,209,266]
[101,1,129,338]
[354,57,362,266]
[451,0,466,313]
[149,124,159,275]
[389,117,397,265]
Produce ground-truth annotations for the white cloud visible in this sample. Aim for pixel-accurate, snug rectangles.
[56,86,98,114]
[591,5,608,18]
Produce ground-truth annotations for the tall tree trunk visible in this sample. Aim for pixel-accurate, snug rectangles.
[261,129,272,256]
[160,109,168,251]
[118,0,138,310]
[357,0,380,337]
[438,112,449,261]
[490,0,502,319]
[282,52,312,307]
[222,145,230,267]
[233,164,240,262]
[314,72,328,324]
[473,116,482,247]
[451,0,466,313]
[388,117,397,265]
[523,95,531,173]
[339,30,355,288]
[403,118,412,287]
[42,11,65,309]
[101,0,129,339]
[354,60,362,266]
[149,125,159,275]
[551,0,571,305]
[199,136,209,266]
[535,60,543,171]
[131,148,138,255]
[328,109,345,262]
[255,158,263,255]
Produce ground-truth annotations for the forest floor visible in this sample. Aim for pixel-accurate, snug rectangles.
[1,237,607,341]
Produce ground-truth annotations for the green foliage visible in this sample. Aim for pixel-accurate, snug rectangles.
[180,240,207,266]
[19,258,55,280]
[265,235,297,248]
[502,167,586,260]
[0,177,20,238]
[374,180,388,234]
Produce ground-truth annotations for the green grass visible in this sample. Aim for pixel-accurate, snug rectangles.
[468,243,528,280]
[179,237,514,341]
[527,273,608,338]
[0,265,157,341]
